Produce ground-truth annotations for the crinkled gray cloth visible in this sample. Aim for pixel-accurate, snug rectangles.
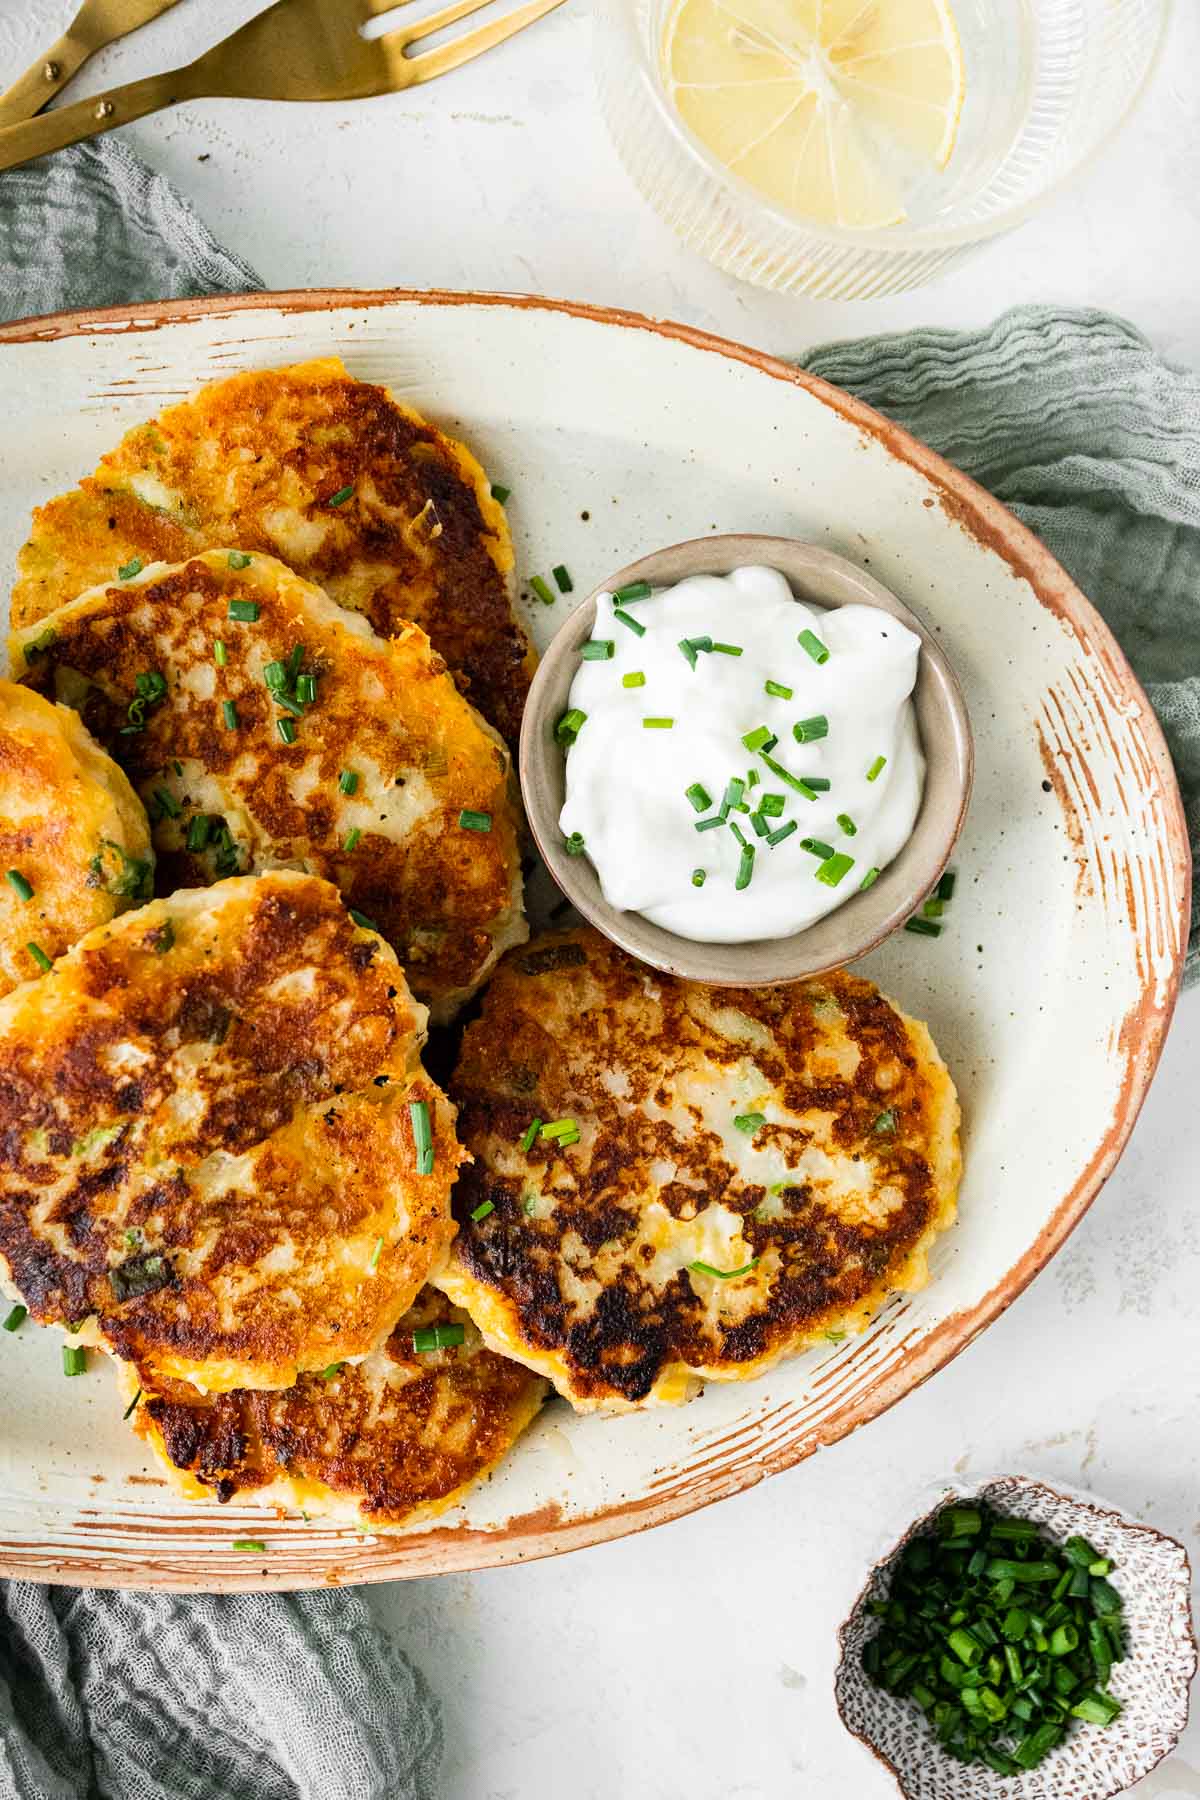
[0,144,439,1800]
[808,307,1200,984]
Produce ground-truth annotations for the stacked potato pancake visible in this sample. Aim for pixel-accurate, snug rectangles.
[437,928,961,1411]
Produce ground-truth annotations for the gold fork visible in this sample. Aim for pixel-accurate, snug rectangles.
[0,1,186,129]
[0,0,567,175]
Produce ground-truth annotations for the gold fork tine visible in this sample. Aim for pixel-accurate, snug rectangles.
[388,0,511,50]
[400,0,566,80]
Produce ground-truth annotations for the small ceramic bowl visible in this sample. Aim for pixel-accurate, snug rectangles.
[835,1474,1197,1800]
[519,534,973,986]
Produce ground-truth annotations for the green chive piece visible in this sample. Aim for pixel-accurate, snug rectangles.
[622,670,646,687]
[530,575,555,607]
[3,1304,27,1332]
[118,557,143,580]
[613,608,645,636]
[798,628,830,664]
[721,778,745,816]
[349,909,380,932]
[295,673,317,706]
[122,1385,143,1419]
[905,916,942,938]
[564,831,587,856]
[728,820,748,849]
[764,680,793,699]
[221,700,238,730]
[318,1363,344,1382]
[6,870,33,903]
[759,751,817,798]
[735,843,755,891]
[275,694,304,719]
[413,1323,466,1353]
[263,660,288,692]
[328,485,355,507]
[581,639,614,660]
[470,1200,495,1222]
[227,599,259,623]
[816,853,854,887]
[152,787,180,820]
[837,813,858,836]
[687,636,713,656]
[734,1112,765,1134]
[153,921,175,956]
[711,642,743,657]
[490,483,511,504]
[691,869,706,888]
[694,818,724,834]
[799,775,831,791]
[213,639,228,667]
[759,793,785,818]
[689,1259,759,1280]
[540,1118,578,1140]
[923,897,944,919]
[410,1100,434,1175]
[741,725,773,753]
[678,638,699,671]
[765,821,798,847]
[555,708,587,746]
[867,754,887,782]
[1070,1692,1122,1726]
[459,810,492,832]
[523,1192,537,1215]
[338,769,359,796]
[62,1344,87,1377]
[860,866,880,890]
[937,869,957,902]
[521,1118,542,1153]
[186,814,212,852]
[749,811,771,839]
[553,564,574,594]
[277,717,297,745]
[800,837,836,860]
[343,828,361,852]
[685,783,712,813]
[745,769,759,788]
[612,580,651,603]
[228,551,252,570]
[793,715,829,743]
[643,717,673,729]
[27,943,52,973]
[873,1109,897,1134]
[232,1539,266,1553]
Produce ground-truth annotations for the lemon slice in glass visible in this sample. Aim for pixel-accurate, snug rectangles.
[663,0,966,230]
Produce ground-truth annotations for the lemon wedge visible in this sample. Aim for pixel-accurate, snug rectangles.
[663,0,965,230]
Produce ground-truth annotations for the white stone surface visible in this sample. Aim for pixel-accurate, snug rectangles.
[4,2,1199,1792]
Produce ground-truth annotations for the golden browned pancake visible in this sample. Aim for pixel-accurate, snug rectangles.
[0,872,460,1393]
[435,927,960,1411]
[0,678,153,998]
[121,1288,547,1529]
[12,357,534,744]
[11,549,526,1023]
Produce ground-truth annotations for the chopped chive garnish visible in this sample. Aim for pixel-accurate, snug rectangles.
[228,551,252,570]
[413,1323,466,1353]
[5,870,33,902]
[746,769,759,788]
[277,717,297,745]
[232,1539,266,1552]
[642,717,673,729]
[553,564,574,593]
[186,814,212,852]
[866,755,887,782]
[678,639,699,671]
[153,787,180,820]
[793,715,829,743]
[227,599,259,622]
[328,485,354,507]
[612,580,651,603]
[3,1304,27,1332]
[836,813,857,836]
[622,670,646,687]
[27,943,52,973]
[555,708,587,746]
[62,1344,86,1377]
[318,1363,343,1381]
[296,673,317,706]
[749,811,771,839]
[213,639,228,667]
[694,817,724,833]
[540,1118,578,1140]
[765,821,798,847]
[923,898,944,919]
[221,700,238,730]
[905,916,942,937]
[117,557,143,580]
[759,793,785,818]
[798,628,830,664]
[470,1200,495,1222]
[564,831,587,856]
[711,642,742,657]
[800,838,836,860]
[521,1118,542,1153]
[410,1100,434,1175]
[685,783,712,813]
[613,608,645,636]
[689,1259,759,1280]
[286,645,305,681]
[937,869,957,902]
[734,1111,765,1133]
[874,1109,897,1134]
[735,843,755,891]
[581,639,614,660]
[349,909,379,932]
[764,680,793,699]
[728,820,748,849]
[122,1385,142,1419]
[691,869,706,888]
[369,1236,384,1269]
[459,810,492,833]
[338,769,359,796]
[721,778,745,816]
[860,866,880,890]
[687,635,713,655]
[264,659,288,691]
[815,852,854,887]
[490,483,511,504]
[741,726,773,753]
[343,828,361,851]
[275,694,304,719]
[530,575,555,607]
[153,921,175,956]
[759,751,817,798]
[523,1192,537,1214]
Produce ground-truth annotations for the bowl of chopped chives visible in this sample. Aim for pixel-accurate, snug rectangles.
[834,1474,1196,1799]
[519,535,973,987]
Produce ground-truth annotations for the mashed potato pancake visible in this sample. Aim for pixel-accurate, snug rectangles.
[0,679,152,998]
[0,872,460,1393]
[122,1288,546,1529]
[436,928,960,1411]
[11,549,525,1023]
[12,357,533,744]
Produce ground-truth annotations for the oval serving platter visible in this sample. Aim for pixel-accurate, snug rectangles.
[0,291,1187,1592]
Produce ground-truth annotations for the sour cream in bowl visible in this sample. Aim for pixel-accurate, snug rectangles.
[520,536,973,988]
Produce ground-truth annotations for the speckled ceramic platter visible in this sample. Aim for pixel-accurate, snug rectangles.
[0,291,1188,1592]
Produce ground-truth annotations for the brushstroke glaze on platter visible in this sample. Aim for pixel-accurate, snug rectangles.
[0,290,1187,1592]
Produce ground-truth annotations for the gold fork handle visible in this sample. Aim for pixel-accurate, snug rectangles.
[0,26,94,128]
[0,64,199,175]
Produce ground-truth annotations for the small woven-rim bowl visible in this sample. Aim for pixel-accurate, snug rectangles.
[835,1473,1197,1800]
[519,535,973,986]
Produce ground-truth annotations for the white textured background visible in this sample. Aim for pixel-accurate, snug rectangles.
[4,1,1200,1794]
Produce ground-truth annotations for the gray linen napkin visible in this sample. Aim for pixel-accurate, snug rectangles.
[0,145,440,1800]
